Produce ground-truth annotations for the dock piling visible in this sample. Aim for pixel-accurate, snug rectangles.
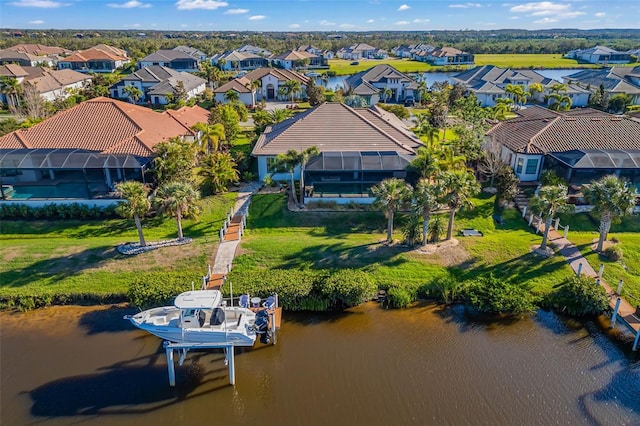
[611,298,621,328]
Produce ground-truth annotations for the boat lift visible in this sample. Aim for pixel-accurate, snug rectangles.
[163,293,281,387]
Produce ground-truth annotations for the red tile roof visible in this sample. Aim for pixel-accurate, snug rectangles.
[0,97,209,157]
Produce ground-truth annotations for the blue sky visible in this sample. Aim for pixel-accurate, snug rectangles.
[1,0,638,31]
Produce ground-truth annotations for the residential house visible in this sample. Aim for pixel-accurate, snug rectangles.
[563,66,640,104]
[252,102,424,203]
[343,64,419,106]
[336,43,388,60]
[0,97,209,197]
[173,45,207,62]
[215,67,310,103]
[109,65,206,105]
[58,44,128,73]
[453,65,591,107]
[416,47,474,66]
[485,106,640,183]
[0,65,90,104]
[296,45,334,61]
[237,45,272,57]
[138,49,200,72]
[271,50,325,70]
[211,50,269,72]
[1,44,71,67]
[5,44,72,57]
[565,46,632,64]
[212,76,253,105]
[392,43,435,58]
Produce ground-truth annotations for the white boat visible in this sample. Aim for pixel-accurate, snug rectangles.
[126,290,269,346]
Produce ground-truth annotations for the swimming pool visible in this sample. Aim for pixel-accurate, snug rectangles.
[9,183,91,199]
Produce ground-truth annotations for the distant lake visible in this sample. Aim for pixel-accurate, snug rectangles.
[322,69,580,91]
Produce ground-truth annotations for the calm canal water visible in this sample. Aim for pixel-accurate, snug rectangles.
[1,302,639,425]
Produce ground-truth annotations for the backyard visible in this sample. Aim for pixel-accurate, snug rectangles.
[1,188,638,308]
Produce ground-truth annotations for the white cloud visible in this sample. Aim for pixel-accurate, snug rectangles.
[108,0,151,8]
[320,20,336,26]
[29,19,45,24]
[534,17,558,23]
[224,8,248,14]
[175,0,228,10]
[398,4,410,11]
[510,1,585,20]
[289,23,300,28]
[248,15,265,20]
[395,20,410,25]
[413,18,430,23]
[509,16,520,19]
[594,12,605,17]
[9,0,69,7]
[367,19,375,23]
[449,2,481,8]
[340,23,355,29]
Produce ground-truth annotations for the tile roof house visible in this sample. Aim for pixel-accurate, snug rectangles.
[109,65,206,105]
[416,47,474,66]
[212,76,254,105]
[391,43,435,58]
[271,50,326,70]
[565,46,632,65]
[453,65,591,107]
[214,68,310,103]
[0,97,208,197]
[336,43,388,60]
[57,45,129,73]
[343,64,419,106]
[6,44,72,57]
[485,105,640,183]
[173,45,207,61]
[211,50,269,72]
[0,49,61,68]
[252,102,424,203]
[138,49,200,72]
[562,66,640,104]
[0,65,91,104]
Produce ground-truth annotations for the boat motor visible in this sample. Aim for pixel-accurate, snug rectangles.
[254,310,272,344]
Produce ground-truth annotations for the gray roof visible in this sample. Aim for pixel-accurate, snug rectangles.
[564,67,640,95]
[252,102,424,157]
[146,72,206,95]
[487,106,640,155]
[121,65,181,83]
[140,49,197,62]
[344,64,419,94]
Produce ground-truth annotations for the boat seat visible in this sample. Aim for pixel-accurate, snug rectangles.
[210,307,225,326]
[239,294,250,309]
[263,296,275,310]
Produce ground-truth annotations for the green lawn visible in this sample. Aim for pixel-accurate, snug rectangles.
[328,58,438,75]
[0,191,576,304]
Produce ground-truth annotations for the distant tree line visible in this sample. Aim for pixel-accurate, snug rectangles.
[1,29,639,57]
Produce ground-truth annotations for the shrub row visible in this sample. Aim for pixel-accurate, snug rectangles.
[0,292,127,311]
[127,272,202,310]
[0,202,117,220]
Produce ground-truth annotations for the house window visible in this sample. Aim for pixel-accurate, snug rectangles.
[266,157,279,173]
[516,158,524,174]
[525,158,538,174]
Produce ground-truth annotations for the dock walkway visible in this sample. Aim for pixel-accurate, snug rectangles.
[206,182,261,290]
[515,197,640,349]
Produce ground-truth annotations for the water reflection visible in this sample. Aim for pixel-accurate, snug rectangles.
[2,303,638,425]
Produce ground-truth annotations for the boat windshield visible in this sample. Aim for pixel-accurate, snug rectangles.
[174,290,222,310]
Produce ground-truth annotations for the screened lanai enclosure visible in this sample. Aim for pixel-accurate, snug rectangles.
[545,149,640,185]
[0,148,149,200]
[304,151,416,199]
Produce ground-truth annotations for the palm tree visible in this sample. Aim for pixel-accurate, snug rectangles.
[413,178,442,246]
[122,85,142,104]
[583,175,636,252]
[418,123,439,150]
[438,146,466,171]
[270,108,291,123]
[191,122,225,154]
[372,178,413,243]
[505,84,530,110]
[246,79,261,107]
[320,73,329,88]
[201,62,221,89]
[0,76,22,108]
[199,152,239,194]
[282,79,301,106]
[547,93,572,111]
[439,170,480,240]
[274,149,300,207]
[381,88,393,103]
[115,181,150,247]
[295,146,319,205]
[154,181,201,240]
[410,147,439,180]
[491,97,514,119]
[529,184,570,251]
[528,82,545,103]
[224,90,239,104]
[416,79,428,105]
